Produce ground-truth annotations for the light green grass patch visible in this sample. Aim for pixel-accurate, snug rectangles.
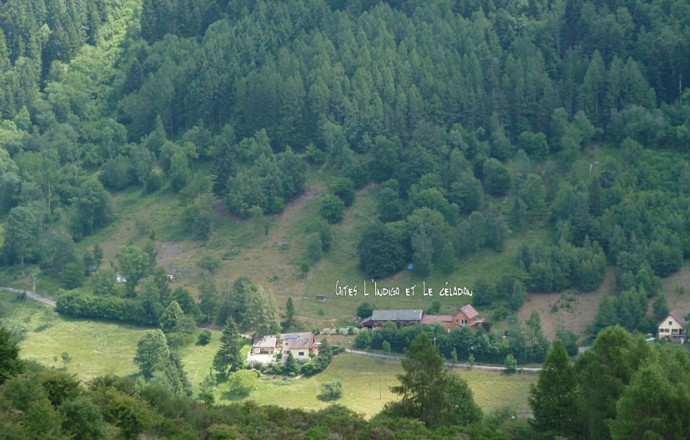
[225,353,536,418]
[178,329,224,389]
[20,317,144,380]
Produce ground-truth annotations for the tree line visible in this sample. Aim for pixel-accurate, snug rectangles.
[354,310,563,365]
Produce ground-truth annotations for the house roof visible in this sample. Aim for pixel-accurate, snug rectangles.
[421,315,453,325]
[668,311,687,327]
[458,304,479,320]
[370,310,424,322]
[253,336,277,349]
[280,332,314,350]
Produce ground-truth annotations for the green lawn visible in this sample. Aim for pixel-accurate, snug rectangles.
[20,317,144,379]
[222,353,537,418]
[2,291,222,388]
[3,291,535,418]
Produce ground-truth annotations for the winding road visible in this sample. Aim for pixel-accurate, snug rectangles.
[344,348,542,373]
[0,287,56,307]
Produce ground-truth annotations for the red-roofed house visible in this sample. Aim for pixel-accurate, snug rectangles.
[420,315,453,326]
[448,304,483,330]
[658,311,687,343]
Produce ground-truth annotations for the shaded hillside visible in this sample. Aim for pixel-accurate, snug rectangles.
[0,0,688,339]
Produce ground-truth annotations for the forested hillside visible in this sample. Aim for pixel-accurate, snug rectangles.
[0,0,690,335]
[1,1,690,439]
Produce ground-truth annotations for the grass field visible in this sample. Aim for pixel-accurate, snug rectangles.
[662,263,690,317]
[3,292,536,419]
[1,291,223,387]
[223,353,537,418]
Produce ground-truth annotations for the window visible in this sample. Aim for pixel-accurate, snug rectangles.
[669,321,673,326]
[298,352,304,356]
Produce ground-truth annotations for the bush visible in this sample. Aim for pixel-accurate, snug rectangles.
[504,354,517,373]
[382,341,392,354]
[197,256,220,273]
[356,302,373,319]
[320,194,345,224]
[197,329,212,346]
[63,262,85,289]
[329,177,355,207]
[224,370,259,400]
[318,379,343,401]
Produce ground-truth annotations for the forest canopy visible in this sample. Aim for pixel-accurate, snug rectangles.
[0,1,688,333]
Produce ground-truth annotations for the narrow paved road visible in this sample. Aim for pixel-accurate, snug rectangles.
[344,349,542,373]
[0,287,56,307]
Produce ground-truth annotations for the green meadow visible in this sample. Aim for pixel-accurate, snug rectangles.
[3,291,535,418]
[221,353,537,418]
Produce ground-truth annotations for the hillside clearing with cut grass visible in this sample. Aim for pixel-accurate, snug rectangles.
[224,353,536,418]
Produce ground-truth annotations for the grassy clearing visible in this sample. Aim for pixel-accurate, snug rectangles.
[0,291,143,379]
[2,291,222,388]
[662,263,690,316]
[518,267,614,339]
[221,353,536,418]
[20,317,144,379]
[3,292,535,417]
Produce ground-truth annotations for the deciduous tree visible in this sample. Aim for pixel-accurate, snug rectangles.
[134,330,170,379]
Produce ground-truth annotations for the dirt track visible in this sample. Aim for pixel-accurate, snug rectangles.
[0,287,56,307]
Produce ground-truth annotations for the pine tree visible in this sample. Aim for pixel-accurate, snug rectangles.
[285,297,295,330]
[529,340,578,437]
[0,325,23,384]
[284,352,299,376]
[212,318,242,377]
[159,300,184,334]
[198,276,219,323]
[388,333,481,428]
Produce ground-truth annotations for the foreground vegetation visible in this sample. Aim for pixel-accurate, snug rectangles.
[3,322,690,439]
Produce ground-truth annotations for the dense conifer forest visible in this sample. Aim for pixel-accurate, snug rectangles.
[1,0,690,438]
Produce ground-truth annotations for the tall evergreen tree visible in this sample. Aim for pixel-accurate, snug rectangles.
[0,325,23,384]
[387,333,481,428]
[529,340,578,438]
[212,318,242,377]
[159,300,184,334]
[284,297,295,330]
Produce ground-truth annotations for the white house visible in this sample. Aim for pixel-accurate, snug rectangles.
[280,332,316,363]
[658,311,687,343]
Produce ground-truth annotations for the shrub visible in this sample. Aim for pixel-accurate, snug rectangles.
[320,194,345,224]
[318,379,343,401]
[197,256,220,273]
[329,177,355,207]
[504,354,517,373]
[197,329,212,346]
[224,370,259,400]
[382,341,392,354]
